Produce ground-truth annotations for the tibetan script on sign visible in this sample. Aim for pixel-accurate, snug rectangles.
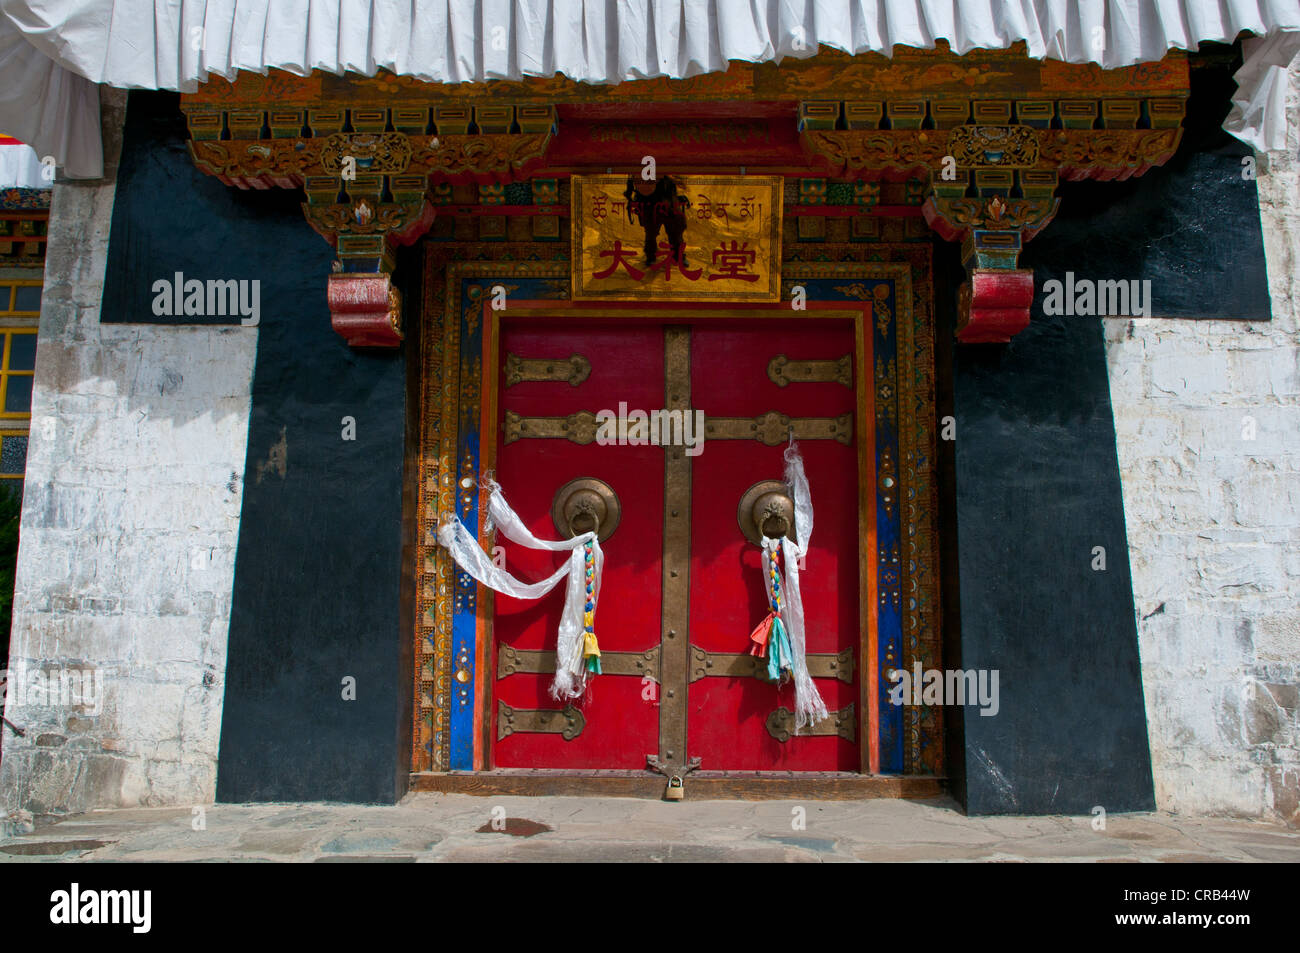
[571,174,783,302]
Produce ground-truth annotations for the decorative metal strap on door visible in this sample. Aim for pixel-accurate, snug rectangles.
[650,327,695,779]
[504,410,851,446]
[767,354,853,388]
[497,701,586,741]
[505,352,592,387]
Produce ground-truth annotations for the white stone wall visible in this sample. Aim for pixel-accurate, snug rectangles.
[0,88,258,815]
[1105,57,1300,826]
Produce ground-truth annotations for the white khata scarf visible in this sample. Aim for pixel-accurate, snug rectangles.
[747,440,829,731]
[436,478,602,701]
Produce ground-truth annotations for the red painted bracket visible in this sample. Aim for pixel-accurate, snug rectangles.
[328,273,403,348]
[957,269,1035,344]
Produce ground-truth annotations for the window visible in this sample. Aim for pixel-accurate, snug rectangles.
[0,278,40,494]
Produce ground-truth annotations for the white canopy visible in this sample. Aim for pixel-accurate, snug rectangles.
[1,0,1298,180]
[0,141,46,187]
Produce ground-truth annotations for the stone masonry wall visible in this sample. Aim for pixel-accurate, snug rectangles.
[0,88,258,815]
[1105,55,1300,826]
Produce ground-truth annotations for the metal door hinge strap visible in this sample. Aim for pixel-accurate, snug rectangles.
[498,644,661,682]
[766,703,856,743]
[504,410,601,444]
[505,353,591,388]
[497,701,586,741]
[767,354,852,388]
[689,646,855,684]
[705,412,852,446]
[505,410,851,447]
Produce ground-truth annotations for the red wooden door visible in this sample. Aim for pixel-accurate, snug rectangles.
[492,316,860,773]
[688,321,859,770]
[493,321,664,768]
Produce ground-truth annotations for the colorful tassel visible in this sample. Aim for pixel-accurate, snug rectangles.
[749,545,792,682]
[766,615,793,682]
[748,613,774,656]
[581,539,601,675]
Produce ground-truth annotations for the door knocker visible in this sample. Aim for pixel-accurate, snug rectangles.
[551,477,621,542]
[737,479,796,545]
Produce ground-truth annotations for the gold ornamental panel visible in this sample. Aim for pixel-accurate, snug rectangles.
[572,175,783,303]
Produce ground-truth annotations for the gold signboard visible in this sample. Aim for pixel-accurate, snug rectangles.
[571,174,783,302]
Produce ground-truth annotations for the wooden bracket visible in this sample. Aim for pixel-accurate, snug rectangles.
[327,273,404,347]
[184,114,554,348]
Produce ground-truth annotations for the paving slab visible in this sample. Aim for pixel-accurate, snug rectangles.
[0,794,1295,863]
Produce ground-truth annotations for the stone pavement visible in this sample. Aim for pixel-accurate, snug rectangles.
[1,795,1297,862]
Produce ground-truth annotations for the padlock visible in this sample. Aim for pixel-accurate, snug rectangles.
[664,775,685,801]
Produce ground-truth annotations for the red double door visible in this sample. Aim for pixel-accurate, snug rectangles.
[493,317,861,773]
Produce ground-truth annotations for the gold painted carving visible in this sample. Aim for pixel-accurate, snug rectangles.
[801,130,948,173]
[412,133,551,176]
[319,132,413,174]
[803,127,1183,178]
[306,201,413,235]
[189,131,550,183]
[929,195,1059,232]
[1037,128,1182,170]
[946,125,1039,168]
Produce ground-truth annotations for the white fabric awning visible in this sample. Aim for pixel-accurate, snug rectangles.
[2,1,1298,180]
[0,140,46,188]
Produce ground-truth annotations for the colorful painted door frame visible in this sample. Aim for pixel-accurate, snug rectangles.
[411,248,941,794]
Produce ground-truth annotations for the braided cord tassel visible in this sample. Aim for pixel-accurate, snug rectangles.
[748,544,793,683]
[765,546,793,682]
[582,538,601,674]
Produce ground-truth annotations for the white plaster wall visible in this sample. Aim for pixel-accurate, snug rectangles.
[1106,56,1300,826]
[0,88,258,815]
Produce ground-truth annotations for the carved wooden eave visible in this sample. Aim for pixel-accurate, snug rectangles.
[185,106,556,346]
[180,42,1190,347]
[796,99,1184,341]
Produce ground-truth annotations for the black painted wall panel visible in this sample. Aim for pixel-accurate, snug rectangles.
[104,92,411,804]
[943,50,1265,815]
[950,311,1155,814]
